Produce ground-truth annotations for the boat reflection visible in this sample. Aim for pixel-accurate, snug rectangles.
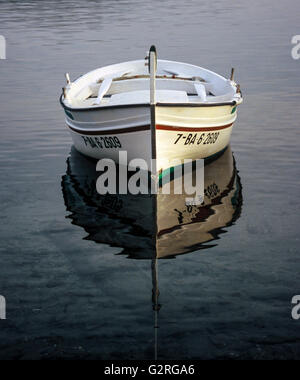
[62,146,243,259]
[62,146,242,359]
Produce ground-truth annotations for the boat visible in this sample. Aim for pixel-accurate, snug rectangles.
[60,46,243,173]
[62,146,243,259]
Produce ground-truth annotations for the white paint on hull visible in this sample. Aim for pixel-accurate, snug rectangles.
[66,102,237,172]
[68,118,234,172]
[69,126,152,166]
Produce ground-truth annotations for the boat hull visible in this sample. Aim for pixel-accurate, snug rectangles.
[65,103,237,171]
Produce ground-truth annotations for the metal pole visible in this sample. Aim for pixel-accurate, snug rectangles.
[149,45,157,168]
[149,46,159,359]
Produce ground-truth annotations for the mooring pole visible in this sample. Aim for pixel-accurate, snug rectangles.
[149,46,159,361]
[149,45,157,168]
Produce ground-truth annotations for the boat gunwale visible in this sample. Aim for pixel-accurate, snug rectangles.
[60,94,237,112]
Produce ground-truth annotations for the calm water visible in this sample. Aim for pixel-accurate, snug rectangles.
[0,0,300,360]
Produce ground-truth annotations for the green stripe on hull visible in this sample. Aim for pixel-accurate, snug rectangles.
[158,146,229,186]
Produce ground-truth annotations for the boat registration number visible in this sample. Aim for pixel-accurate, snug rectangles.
[174,132,220,146]
[81,136,122,149]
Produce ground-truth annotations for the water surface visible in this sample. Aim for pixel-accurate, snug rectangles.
[0,0,300,359]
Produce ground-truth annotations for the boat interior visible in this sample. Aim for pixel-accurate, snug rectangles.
[63,60,238,109]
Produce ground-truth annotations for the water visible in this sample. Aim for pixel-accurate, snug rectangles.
[0,0,300,359]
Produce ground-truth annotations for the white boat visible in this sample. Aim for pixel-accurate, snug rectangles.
[60,46,243,172]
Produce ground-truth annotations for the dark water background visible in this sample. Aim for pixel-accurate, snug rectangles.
[0,0,300,359]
